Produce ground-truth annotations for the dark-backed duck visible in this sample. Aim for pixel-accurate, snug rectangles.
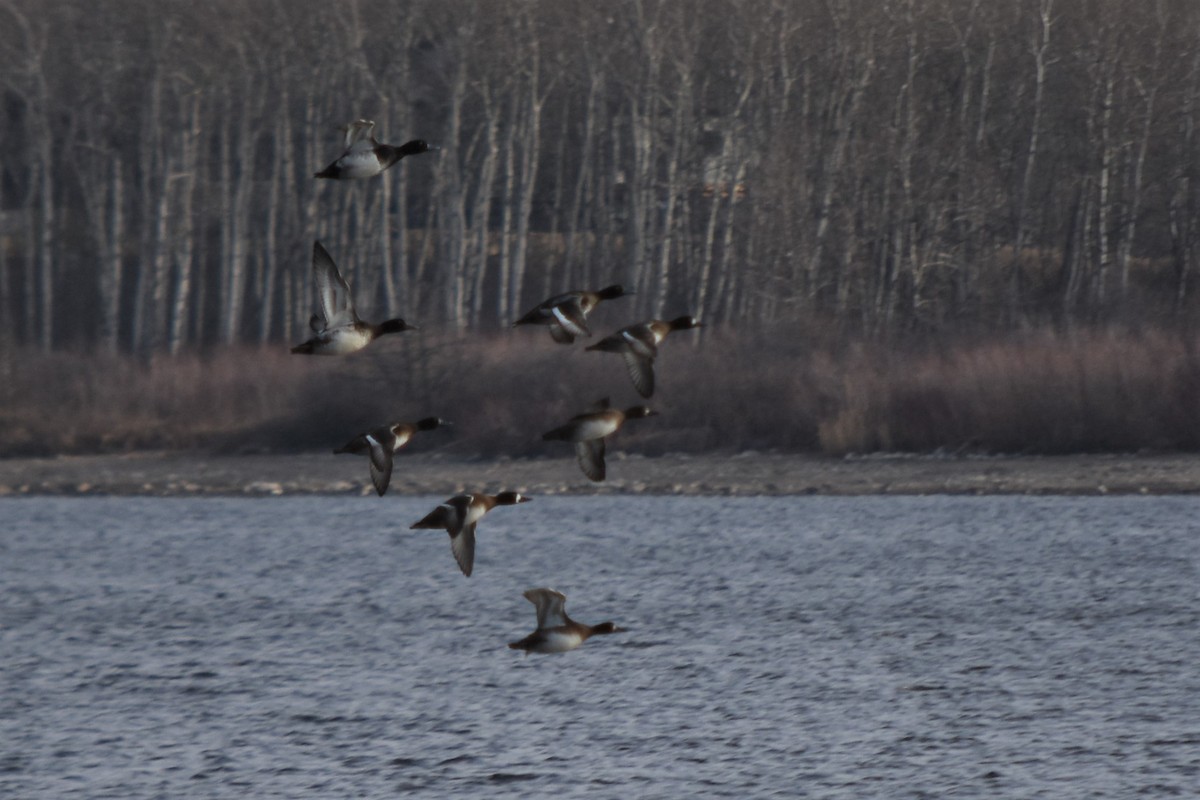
[333,417,451,496]
[585,315,702,398]
[291,241,416,355]
[409,492,531,577]
[508,588,624,654]
[513,285,632,344]
[314,119,438,180]
[541,398,657,482]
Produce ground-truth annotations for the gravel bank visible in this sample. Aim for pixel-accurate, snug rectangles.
[1,451,1198,496]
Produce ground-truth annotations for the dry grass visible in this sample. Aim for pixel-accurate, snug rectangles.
[2,326,1199,458]
[817,329,1200,454]
[0,347,309,455]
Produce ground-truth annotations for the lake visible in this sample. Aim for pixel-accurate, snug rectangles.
[2,495,1198,798]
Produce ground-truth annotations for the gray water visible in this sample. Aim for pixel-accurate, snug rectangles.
[1,495,1198,799]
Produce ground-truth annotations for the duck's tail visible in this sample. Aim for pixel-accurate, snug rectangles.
[410,506,451,530]
[541,425,571,441]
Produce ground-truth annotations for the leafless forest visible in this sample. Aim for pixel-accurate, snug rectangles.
[2,0,1200,456]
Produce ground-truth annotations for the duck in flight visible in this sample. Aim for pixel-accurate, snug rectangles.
[585,315,702,398]
[314,119,438,180]
[333,417,452,496]
[541,398,657,482]
[409,492,531,577]
[508,588,624,654]
[513,284,633,344]
[291,241,416,355]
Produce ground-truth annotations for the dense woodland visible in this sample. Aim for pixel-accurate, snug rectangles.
[1,0,1198,356]
[3,0,1200,459]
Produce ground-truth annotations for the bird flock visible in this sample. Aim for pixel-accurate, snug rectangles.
[296,120,702,653]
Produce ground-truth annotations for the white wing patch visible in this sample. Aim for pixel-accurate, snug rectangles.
[551,304,590,338]
[622,328,658,359]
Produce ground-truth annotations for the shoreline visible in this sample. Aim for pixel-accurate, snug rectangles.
[2,450,1200,497]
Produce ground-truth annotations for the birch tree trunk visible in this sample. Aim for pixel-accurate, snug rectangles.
[1117,1,1164,298]
[470,85,500,326]
[508,35,546,323]
[1010,0,1055,316]
[805,4,877,306]
[653,79,689,316]
[170,103,197,356]
[447,67,469,331]
[222,92,255,345]
[1171,40,1200,307]
[564,69,600,286]
[147,152,173,353]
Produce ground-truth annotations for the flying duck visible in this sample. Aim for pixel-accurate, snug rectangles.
[508,588,624,654]
[409,492,531,577]
[333,417,451,496]
[314,119,438,180]
[541,398,657,482]
[513,284,633,344]
[585,315,702,398]
[291,241,416,355]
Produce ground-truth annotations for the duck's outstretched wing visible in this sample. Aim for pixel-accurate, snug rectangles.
[366,435,394,497]
[524,588,569,628]
[312,242,358,327]
[575,438,606,482]
[341,119,376,151]
[450,523,477,577]
[621,351,656,398]
[587,323,657,356]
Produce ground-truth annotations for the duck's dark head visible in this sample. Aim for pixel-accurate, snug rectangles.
[669,315,702,330]
[623,406,658,420]
[378,318,417,335]
[496,491,532,505]
[417,416,451,431]
[399,139,439,156]
[597,284,632,300]
[590,621,624,635]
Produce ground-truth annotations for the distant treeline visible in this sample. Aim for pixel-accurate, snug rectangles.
[1,0,1199,356]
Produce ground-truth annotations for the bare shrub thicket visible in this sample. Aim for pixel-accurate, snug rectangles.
[4,328,1200,457]
[817,329,1200,454]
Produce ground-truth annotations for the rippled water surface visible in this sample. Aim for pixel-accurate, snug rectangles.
[2,495,1199,798]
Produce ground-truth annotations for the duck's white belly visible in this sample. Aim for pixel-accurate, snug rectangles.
[336,152,384,179]
[538,630,584,653]
[315,328,371,355]
[574,418,618,441]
